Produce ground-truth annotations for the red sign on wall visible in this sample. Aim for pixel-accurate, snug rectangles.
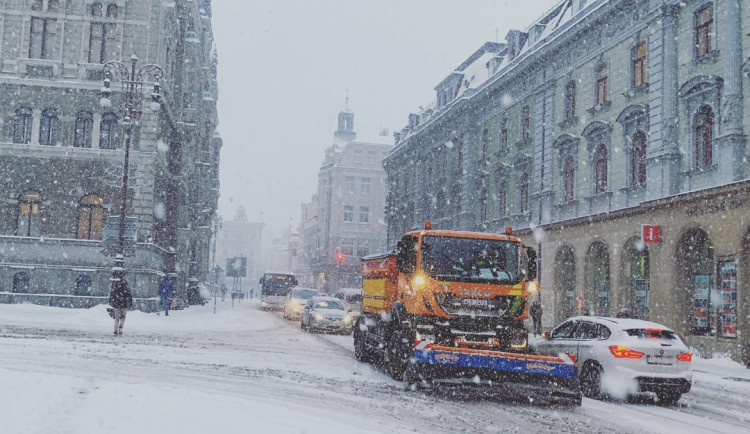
[641,224,661,243]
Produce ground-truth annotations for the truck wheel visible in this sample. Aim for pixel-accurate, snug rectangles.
[385,304,414,381]
[354,319,371,363]
[580,364,603,399]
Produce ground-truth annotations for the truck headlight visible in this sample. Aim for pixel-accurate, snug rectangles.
[527,281,538,293]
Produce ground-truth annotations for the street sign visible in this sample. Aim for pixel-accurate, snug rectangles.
[641,224,660,243]
[100,216,138,257]
[226,257,247,277]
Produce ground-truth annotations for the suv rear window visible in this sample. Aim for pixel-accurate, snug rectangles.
[625,328,678,340]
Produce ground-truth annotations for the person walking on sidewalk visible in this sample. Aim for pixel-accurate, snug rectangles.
[530,300,543,337]
[109,270,133,335]
[158,275,174,316]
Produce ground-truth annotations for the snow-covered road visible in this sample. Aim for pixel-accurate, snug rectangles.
[1,301,748,434]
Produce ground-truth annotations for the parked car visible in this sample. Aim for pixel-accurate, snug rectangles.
[301,296,354,334]
[533,316,692,405]
[283,288,319,320]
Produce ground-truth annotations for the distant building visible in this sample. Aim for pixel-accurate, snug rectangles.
[214,206,264,287]
[0,1,221,309]
[300,108,391,292]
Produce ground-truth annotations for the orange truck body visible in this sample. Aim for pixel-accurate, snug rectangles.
[361,230,532,321]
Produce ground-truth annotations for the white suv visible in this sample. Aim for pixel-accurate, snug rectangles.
[534,316,692,405]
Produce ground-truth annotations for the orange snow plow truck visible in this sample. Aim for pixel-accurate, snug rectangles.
[354,223,581,405]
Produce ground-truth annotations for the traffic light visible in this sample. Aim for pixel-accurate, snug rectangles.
[336,252,345,264]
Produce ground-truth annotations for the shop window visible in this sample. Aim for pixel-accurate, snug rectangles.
[694,105,714,169]
[555,245,576,318]
[694,3,713,58]
[77,194,104,240]
[17,191,42,237]
[676,228,715,336]
[13,272,30,293]
[632,42,647,88]
[623,237,650,319]
[716,259,737,338]
[585,241,610,317]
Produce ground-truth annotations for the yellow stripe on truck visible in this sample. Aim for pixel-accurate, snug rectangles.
[363,278,387,308]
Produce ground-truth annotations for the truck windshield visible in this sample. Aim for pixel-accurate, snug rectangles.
[421,236,522,284]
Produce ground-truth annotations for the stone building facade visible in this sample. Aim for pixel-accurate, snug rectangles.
[385,0,750,361]
[0,0,221,309]
[213,206,264,289]
[300,109,391,292]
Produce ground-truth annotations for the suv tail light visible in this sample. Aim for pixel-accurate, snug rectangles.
[609,345,645,359]
[676,352,692,362]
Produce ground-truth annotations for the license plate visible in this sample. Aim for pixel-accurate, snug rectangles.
[647,355,674,365]
[462,298,489,308]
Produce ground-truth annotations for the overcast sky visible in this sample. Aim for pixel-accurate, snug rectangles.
[212,0,560,244]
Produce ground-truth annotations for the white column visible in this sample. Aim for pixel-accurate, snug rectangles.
[30,109,41,145]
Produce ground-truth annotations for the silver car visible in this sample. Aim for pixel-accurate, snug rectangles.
[283,288,319,320]
[301,296,354,334]
[534,316,692,405]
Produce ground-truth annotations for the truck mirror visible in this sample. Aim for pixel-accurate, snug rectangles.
[525,247,538,281]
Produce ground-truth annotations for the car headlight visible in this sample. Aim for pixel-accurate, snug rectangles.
[313,313,324,321]
[343,315,353,324]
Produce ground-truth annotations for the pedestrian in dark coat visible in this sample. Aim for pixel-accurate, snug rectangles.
[109,271,133,335]
[530,300,543,337]
[158,276,174,316]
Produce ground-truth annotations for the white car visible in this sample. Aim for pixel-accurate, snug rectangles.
[534,316,692,405]
[283,288,319,320]
[301,296,354,334]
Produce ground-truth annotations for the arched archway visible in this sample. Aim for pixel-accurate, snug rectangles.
[585,241,610,316]
[554,244,576,320]
[621,237,650,319]
[675,228,715,336]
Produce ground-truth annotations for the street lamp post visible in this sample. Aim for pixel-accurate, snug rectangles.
[100,54,163,284]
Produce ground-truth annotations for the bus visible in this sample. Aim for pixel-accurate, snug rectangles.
[259,272,298,310]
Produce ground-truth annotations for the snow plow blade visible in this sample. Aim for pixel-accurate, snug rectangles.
[406,344,581,405]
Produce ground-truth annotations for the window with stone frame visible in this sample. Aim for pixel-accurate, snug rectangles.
[343,205,354,222]
[455,139,463,177]
[631,130,647,187]
[13,107,33,144]
[595,63,609,105]
[593,143,608,194]
[99,112,119,149]
[74,111,94,148]
[17,191,42,237]
[39,108,59,146]
[496,175,507,218]
[564,80,576,119]
[694,3,713,58]
[563,156,576,202]
[77,194,104,240]
[345,176,355,193]
[632,42,647,88]
[478,182,488,223]
[89,2,118,64]
[359,206,369,224]
[518,171,530,213]
[360,177,371,194]
[694,105,714,169]
[521,105,531,141]
[481,128,489,163]
[500,117,508,151]
[29,15,57,60]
